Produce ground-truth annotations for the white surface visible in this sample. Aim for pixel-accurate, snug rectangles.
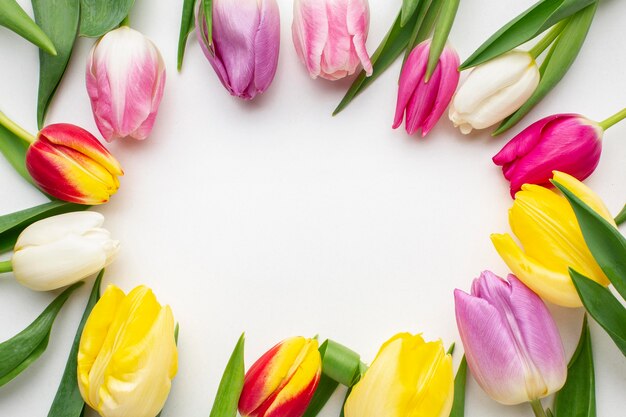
[1,0,625,416]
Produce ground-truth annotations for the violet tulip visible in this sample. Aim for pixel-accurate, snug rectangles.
[86,27,166,142]
[292,0,373,81]
[393,40,460,137]
[196,0,280,100]
[454,271,566,409]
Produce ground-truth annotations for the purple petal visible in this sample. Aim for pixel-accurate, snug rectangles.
[252,0,280,96]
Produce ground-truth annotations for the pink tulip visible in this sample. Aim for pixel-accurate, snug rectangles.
[196,0,280,100]
[292,0,373,81]
[86,27,166,142]
[493,114,603,197]
[454,271,566,405]
[393,40,460,136]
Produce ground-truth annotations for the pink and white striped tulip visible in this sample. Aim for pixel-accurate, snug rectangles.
[196,0,281,100]
[493,114,603,197]
[86,27,166,142]
[292,0,373,81]
[393,40,460,137]
[454,271,567,405]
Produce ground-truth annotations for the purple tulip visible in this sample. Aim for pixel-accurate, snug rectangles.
[454,271,567,405]
[196,0,280,100]
[493,114,603,197]
[393,40,460,137]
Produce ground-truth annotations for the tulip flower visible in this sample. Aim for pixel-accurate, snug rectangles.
[292,0,373,81]
[239,336,321,417]
[86,26,166,142]
[449,50,540,134]
[26,123,123,204]
[492,171,617,307]
[196,0,280,100]
[5,212,119,291]
[344,333,453,417]
[393,40,460,137]
[454,271,567,408]
[78,285,178,417]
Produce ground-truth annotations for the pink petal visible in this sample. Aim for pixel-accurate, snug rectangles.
[292,0,329,79]
[346,0,372,75]
[393,42,429,130]
[421,45,460,136]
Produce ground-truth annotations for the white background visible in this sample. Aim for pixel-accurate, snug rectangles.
[1,0,625,416]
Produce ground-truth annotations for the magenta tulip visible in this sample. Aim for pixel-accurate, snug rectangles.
[292,0,372,81]
[393,40,460,137]
[196,0,280,100]
[454,271,566,405]
[86,27,166,142]
[493,114,603,197]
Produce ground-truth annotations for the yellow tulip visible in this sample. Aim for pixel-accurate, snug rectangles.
[492,171,616,308]
[77,285,178,417]
[344,333,454,417]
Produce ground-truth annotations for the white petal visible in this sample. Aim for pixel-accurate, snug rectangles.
[15,212,105,249]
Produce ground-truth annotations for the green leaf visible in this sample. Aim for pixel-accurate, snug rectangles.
[334,8,420,116]
[319,340,362,386]
[177,0,197,71]
[460,0,595,70]
[569,268,626,358]
[426,0,460,79]
[553,315,596,417]
[48,272,103,417]
[553,179,626,299]
[32,0,80,128]
[449,355,467,417]
[0,201,88,254]
[615,204,626,226]
[209,333,245,417]
[401,0,421,26]
[79,0,135,38]
[494,2,597,134]
[0,282,82,387]
[0,0,56,55]
[302,374,339,417]
[0,124,32,186]
[202,0,213,46]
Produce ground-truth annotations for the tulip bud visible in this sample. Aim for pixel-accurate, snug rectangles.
[454,271,567,404]
[196,0,280,100]
[238,337,321,417]
[393,40,460,136]
[292,0,373,80]
[78,285,178,417]
[26,124,123,205]
[86,27,166,142]
[344,333,454,417]
[449,50,540,134]
[493,114,603,196]
[11,212,119,291]
[492,171,617,307]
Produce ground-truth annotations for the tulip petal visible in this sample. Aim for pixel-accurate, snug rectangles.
[292,0,329,79]
[406,63,442,135]
[421,46,460,136]
[15,211,104,248]
[346,0,372,76]
[393,42,429,130]
[252,0,281,95]
[552,171,614,224]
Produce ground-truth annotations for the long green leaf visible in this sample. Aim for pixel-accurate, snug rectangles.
[32,0,80,128]
[48,272,103,417]
[426,0,459,79]
[334,8,420,115]
[302,374,339,417]
[0,282,82,386]
[0,0,56,54]
[615,204,626,226]
[79,0,135,38]
[0,124,32,186]
[449,356,467,417]
[412,0,445,50]
[209,333,245,417]
[401,0,421,26]
[177,0,197,71]
[553,180,626,299]
[570,268,626,358]
[202,0,213,45]
[0,201,88,254]
[460,0,595,69]
[553,315,596,417]
[494,2,597,134]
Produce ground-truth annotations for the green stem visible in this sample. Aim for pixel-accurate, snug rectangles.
[530,400,548,417]
[598,108,626,130]
[0,111,35,144]
[615,204,626,226]
[0,260,13,274]
[120,15,130,27]
[529,21,568,59]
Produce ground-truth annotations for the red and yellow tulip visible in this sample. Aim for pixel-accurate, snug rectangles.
[239,336,321,417]
[26,123,123,204]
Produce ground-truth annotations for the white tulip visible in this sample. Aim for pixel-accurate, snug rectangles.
[11,212,119,291]
[449,50,540,134]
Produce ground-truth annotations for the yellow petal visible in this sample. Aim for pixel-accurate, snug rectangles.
[553,171,615,225]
